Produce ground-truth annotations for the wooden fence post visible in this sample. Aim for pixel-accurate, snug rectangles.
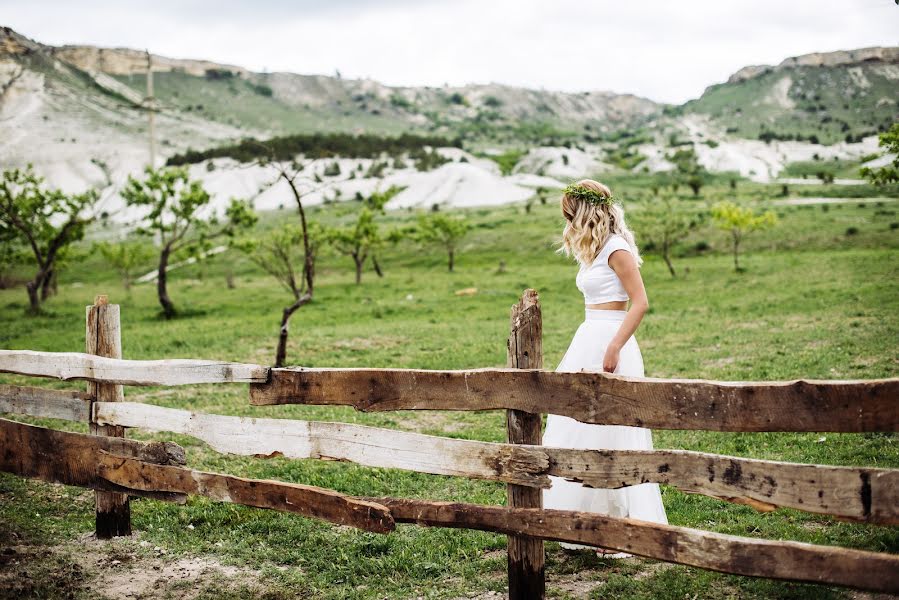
[506,289,545,599]
[87,294,130,537]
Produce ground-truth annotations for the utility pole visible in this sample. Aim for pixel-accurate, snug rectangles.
[145,50,157,169]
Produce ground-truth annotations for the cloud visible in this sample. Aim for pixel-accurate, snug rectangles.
[2,0,896,103]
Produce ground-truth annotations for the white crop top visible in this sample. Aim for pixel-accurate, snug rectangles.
[576,234,632,304]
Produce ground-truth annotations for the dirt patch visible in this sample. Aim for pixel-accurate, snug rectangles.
[0,531,263,600]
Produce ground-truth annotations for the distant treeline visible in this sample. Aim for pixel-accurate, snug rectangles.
[166,133,463,166]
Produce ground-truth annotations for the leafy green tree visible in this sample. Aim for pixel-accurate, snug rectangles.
[860,122,899,185]
[0,166,98,314]
[122,167,256,318]
[633,196,703,277]
[234,223,325,367]
[328,208,381,284]
[415,213,470,272]
[668,147,708,196]
[95,241,155,293]
[711,202,777,272]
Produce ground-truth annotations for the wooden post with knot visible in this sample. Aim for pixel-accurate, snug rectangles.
[86,294,131,537]
[506,289,545,599]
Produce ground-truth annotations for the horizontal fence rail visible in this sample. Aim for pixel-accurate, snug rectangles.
[250,367,899,432]
[0,349,268,385]
[0,418,394,533]
[0,417,896,594]
[2,389,896,524]
[2,350,897,432]
[369,498,899,593]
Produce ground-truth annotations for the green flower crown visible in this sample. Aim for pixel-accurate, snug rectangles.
[563,184,615,206]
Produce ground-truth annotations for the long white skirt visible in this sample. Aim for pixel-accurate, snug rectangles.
[542,309,667,548]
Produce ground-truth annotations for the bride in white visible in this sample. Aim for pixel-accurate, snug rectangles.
[542,179,667,555]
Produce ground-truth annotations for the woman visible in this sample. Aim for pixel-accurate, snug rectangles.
[542,179,667,556]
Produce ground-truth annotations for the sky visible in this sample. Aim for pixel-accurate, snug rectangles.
[3,0,897,104]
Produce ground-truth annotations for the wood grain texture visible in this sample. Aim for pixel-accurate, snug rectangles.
[0,384,91,422]
[93,401,551,487]
[250,368,899,432]
[0,418,394,534]
[0,417,186,503]
[94,402,899,523]
[0,349,269,385]
[366,497,899,594]
[504,290,545,600]
[86,299,130,538]
[96,454,395,534]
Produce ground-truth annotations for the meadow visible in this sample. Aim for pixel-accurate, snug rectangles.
[1,178,898,599]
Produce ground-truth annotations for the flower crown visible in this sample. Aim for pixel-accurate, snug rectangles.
[563,184,615,206]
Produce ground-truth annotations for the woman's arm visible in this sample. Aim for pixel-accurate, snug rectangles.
[602,249,649,373]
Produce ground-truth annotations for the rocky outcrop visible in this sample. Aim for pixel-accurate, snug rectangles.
[52,45,249,78]
[727,46,899,83]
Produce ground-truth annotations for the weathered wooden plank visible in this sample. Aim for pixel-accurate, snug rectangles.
[93,401,550,488]
[550,448,899,525]
[95,402,899,524]
[505,290,544,600]
[0,384,91,422]
[0,418,394,534]
[0,349,269,385]
[368,497,899,594]
[250,368,899,432]
[87,297,130,538]
[97,454,394,534]
[0,416,186,503]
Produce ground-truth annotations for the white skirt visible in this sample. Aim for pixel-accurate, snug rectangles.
[542,309,667,548]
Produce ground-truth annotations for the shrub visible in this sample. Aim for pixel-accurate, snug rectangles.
[846,227,859,236]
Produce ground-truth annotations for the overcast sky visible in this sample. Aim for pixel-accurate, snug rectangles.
[4,0,897,103]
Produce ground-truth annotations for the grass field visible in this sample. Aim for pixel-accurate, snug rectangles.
[1,179,898,599]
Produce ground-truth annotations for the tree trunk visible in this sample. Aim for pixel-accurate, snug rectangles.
[25,280,41,315]
[354,254,364,285]
[663,251,676,278]
[275,293,312,368]
[41,267,55,300]
[157,245,176,318]
[732,231,741,272]
[371,254,383,278]
[448,248,455,272]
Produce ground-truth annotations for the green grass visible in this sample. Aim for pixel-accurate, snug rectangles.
[1,180,898,599]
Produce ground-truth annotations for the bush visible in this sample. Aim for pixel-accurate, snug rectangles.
[846,227,859,236]
[252,83,273,97]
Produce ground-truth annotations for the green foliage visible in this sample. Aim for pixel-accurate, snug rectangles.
[123,167,256,316]
[251,83,273,97]
[167,133,461,166]
[410,148,451,172]
[484,149,525,176]
[0,165,98,313]
[632,196,704,277]
[414,213,470,271]
[668,147,709,196]
[233,223,322,298]
[712,201,777,271]
[94,241,155,291]
[483,95,503,108]
[327,208,382,284]
[860,122,899,186]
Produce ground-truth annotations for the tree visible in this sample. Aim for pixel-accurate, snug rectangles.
[711,202,776,272]
[234,223,325,367]
[860,122,899,185]
[95,241,155,293]
[122,167,256,318]
[0,166,98,314]
[668,147,708,196]
[360,185,402,278]
[415,213,470,272]
[633,196,703,277]
[328,207,381,284]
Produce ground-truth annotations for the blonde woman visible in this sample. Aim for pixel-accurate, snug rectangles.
[543,179,667,555]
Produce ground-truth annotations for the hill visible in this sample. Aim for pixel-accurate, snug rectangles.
[680,47,898,145]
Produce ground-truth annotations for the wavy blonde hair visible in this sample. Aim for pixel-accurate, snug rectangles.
[559,179,642,266]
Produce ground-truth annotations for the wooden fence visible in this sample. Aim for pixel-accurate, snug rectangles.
[0,291,897,599]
